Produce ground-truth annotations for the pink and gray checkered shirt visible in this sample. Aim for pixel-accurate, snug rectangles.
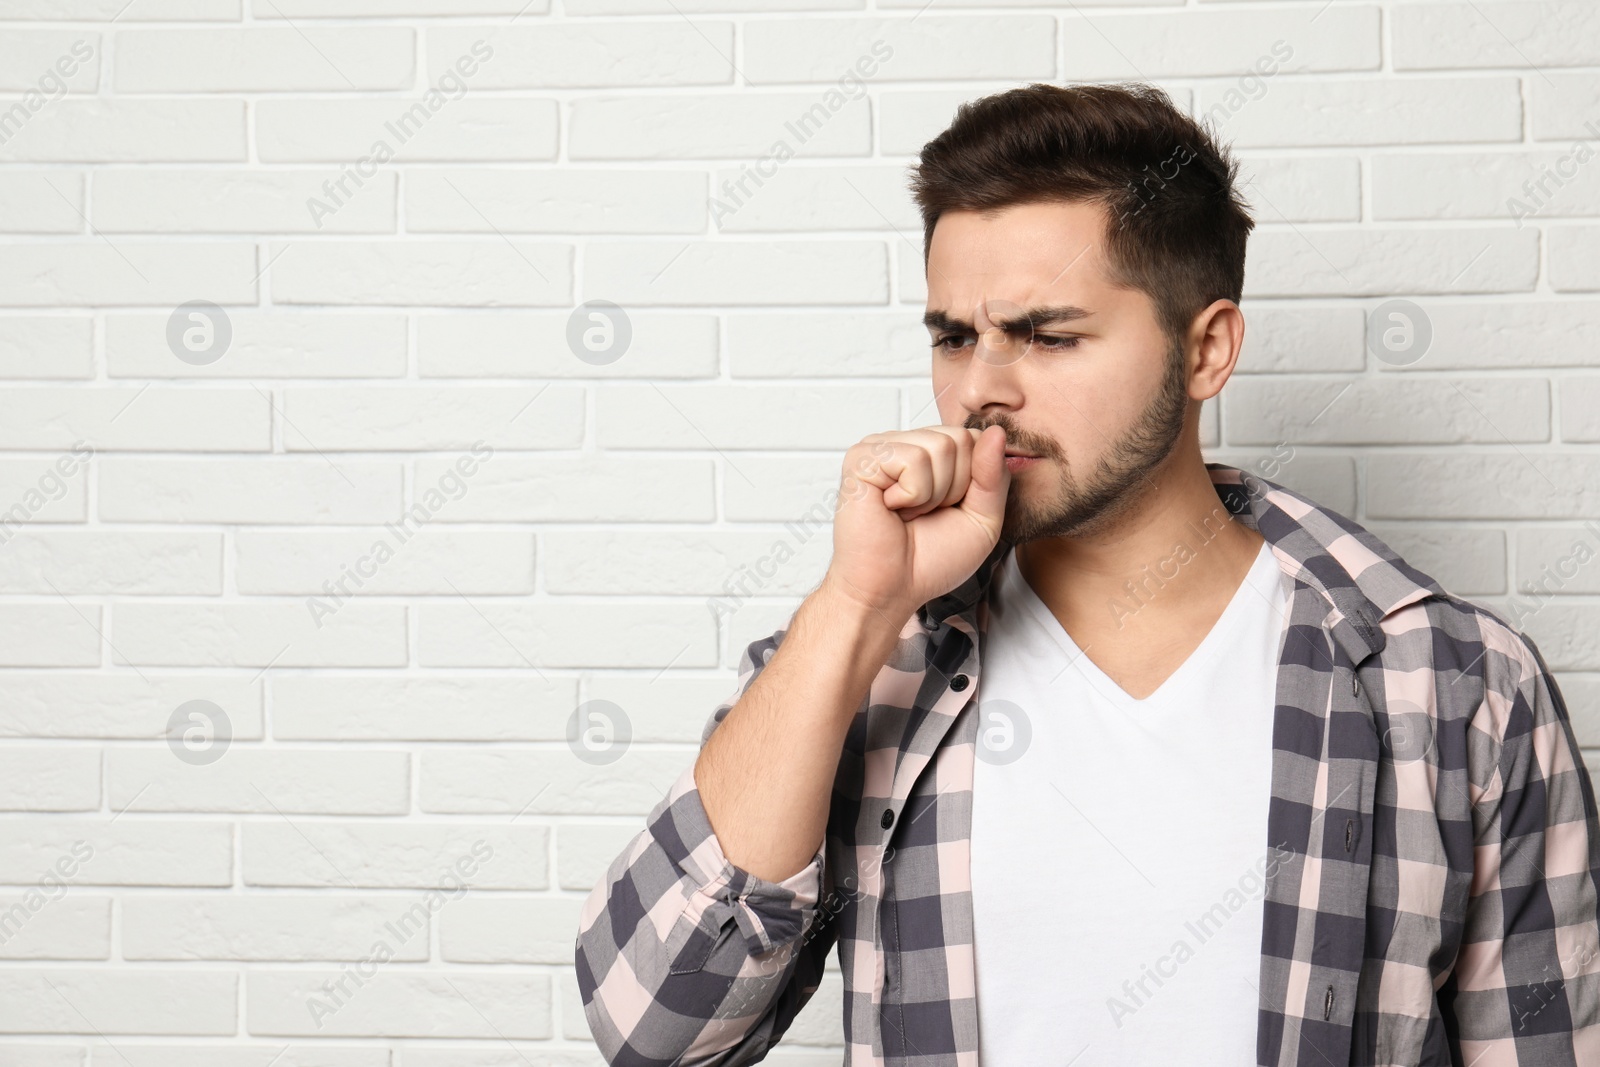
[575,462,1600,1066]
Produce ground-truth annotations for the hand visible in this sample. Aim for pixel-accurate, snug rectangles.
[821,424,1011,620]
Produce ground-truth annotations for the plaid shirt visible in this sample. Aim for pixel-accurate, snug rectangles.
[575,462,1600,1066]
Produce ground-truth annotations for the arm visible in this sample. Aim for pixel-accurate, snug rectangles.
[575,424,1007,1065]
[575,580,907,1067]
[1443,621,1600,1061]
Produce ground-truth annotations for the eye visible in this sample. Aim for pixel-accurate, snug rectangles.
[929,334,1082,354]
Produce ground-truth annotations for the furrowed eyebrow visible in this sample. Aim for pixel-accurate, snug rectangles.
[922,305,1093,334]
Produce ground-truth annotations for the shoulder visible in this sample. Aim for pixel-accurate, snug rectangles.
[1378,588,1556,747]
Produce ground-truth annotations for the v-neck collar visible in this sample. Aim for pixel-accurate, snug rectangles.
[999,539,1277,706]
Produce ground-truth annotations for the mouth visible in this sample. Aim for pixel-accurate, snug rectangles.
[1004,450,1040,459]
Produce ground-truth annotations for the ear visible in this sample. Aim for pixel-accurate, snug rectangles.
[1187,299,1245,403]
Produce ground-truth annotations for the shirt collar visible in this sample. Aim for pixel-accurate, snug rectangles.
[916,461,1446,665]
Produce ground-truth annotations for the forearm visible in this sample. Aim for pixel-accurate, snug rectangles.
[695,578,907,883]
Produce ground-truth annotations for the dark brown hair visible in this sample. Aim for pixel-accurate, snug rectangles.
[908,82,1255,353]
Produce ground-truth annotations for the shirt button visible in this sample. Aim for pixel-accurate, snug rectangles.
[880,808,895,829]
[950,674,970,692]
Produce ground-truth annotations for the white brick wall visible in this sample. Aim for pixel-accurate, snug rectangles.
[0,3,1596,1064]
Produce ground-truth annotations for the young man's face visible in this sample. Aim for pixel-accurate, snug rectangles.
[925,199,1196,545]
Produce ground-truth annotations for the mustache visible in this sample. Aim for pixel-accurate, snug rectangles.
[964,418,1054,457]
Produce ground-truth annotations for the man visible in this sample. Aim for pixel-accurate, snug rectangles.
[575,82,1600,1066]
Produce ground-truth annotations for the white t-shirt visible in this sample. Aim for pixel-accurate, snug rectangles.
[971,539,1290,1065]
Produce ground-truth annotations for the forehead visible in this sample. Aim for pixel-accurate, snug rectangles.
[924,200,1120,320]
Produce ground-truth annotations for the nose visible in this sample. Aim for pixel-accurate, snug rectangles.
[976,326,1028,367]
[953,334,1025,417]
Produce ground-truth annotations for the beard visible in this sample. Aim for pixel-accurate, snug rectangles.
[968,338,1190,546]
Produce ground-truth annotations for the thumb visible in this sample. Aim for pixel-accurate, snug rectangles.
[958,425,1011,540]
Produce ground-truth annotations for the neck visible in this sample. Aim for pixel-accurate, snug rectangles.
[1015,446,1265,641]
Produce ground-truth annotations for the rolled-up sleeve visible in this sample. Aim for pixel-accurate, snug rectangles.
[574,618,838,1067]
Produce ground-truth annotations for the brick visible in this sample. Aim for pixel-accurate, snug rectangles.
[96,170,396,234]
[586,239,886,305]
[1394,3,1600,70]
[236,530,534,595]
[281,386,582,450]
[0,171,84,233]
[1235,305,1365,373]
[0,748,99,811]
[110,604,407,668]
[544,530,829,596]
[0,388,267,451]
[569,0,844,9]
[1236,156,1362,223]
[123,895,432,961]
[0,100,245,162]
[87,1050,385,1067]
[270,241,571,306]
[0,1047,85,1067]
[1224,377,1548,445]
[0,33,99,93]
[247,971,549,1038]
[404,168,704,235]
[0,606,100,666]
[417,601,717,669]
[106,312,407,378]
[1522,603,1600,671]
[0,674,261,740]
[570,93,870,160]
[1197,77,1521,147]
[416,311,716,378]
[107,749,410,815]
[439,896,583,963]
[1531,73,1600,141]
[421,749,683,815]
[1373,151,1600,220]
[0,971,236,1034]
[712,165,920,234]
[115,28,413,93]
[0,0,238,15]
[1550,226,1600,291]
[0,243,256,306]
[556,823,639,891]
[256,99,557,162]
[0,896,109,959]
[0,316,92,378]
[720,453,843,522]
[1516,525,1600,595]
[242,823,547,889]
[1561,377,1600,441]
[0,822,232,887]
[410,453,714,522]
[1366,299,1600,370]
[1368,454,1600,519]
[271,675,577,741]
[260,0,538,12]
[1062,7,1378,78]
[728,311,938,377]
[745,17,1052,83]
[1244,227,1538,297]
[98,459,402,525]
[597,383,899,449]
[429,23,733,88]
